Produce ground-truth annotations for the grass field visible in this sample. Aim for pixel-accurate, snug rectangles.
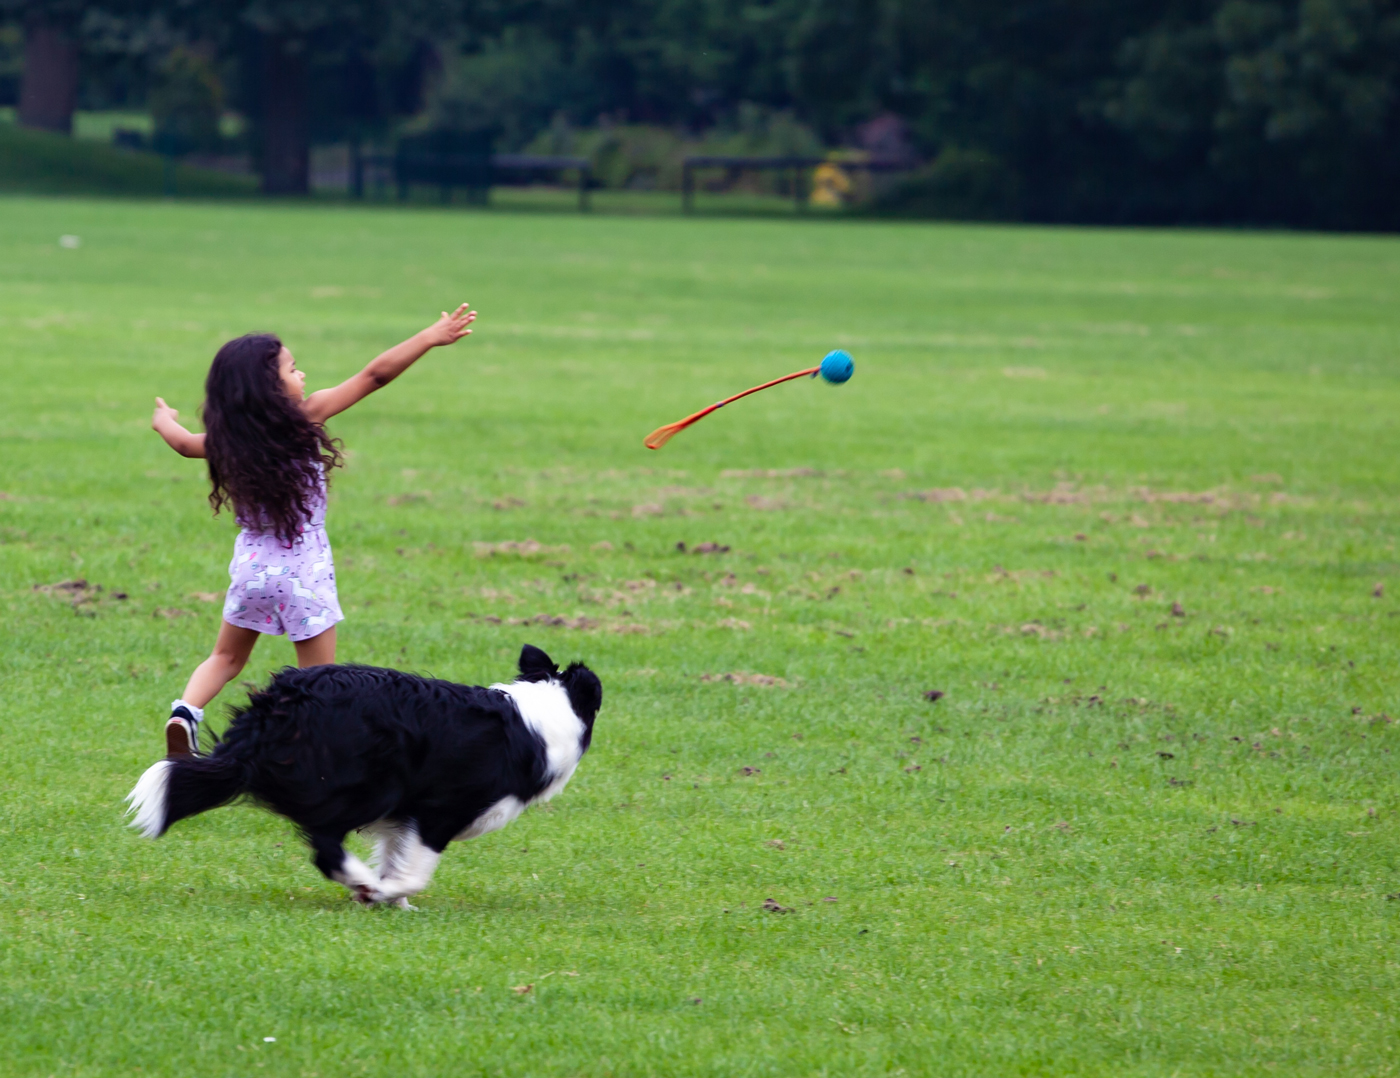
[2,195,1399,1077]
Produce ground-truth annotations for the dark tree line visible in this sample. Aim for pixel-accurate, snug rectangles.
[4,0,1398,227]
[3,0,445,191]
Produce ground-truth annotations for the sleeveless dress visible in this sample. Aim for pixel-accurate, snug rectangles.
[220,469,344,641]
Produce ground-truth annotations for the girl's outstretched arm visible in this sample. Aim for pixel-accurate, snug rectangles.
[152,397,206,458]
[303,303,476,423]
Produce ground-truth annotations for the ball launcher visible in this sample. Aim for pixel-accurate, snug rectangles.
[644,349,854,450]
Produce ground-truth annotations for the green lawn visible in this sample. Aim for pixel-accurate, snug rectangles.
[1,195,1398,1077]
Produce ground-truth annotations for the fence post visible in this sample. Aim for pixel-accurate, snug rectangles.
[579,164,590,212]
[682,161,694,214]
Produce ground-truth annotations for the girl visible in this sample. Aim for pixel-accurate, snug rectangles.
[151,303,477,756]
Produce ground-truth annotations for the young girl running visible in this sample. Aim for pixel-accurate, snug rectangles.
[151,303,476,756]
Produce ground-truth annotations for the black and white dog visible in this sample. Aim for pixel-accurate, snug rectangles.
[127,645,601,907]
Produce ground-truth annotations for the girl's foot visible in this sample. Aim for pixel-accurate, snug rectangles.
[165,700,204,756]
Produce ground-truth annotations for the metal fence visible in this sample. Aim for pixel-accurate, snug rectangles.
[351,143,593,211]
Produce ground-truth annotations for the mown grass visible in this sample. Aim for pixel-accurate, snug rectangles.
[1,195,1398,1077]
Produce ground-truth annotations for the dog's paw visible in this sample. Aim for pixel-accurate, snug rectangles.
[350,883,381,906]
[392,896,419,911]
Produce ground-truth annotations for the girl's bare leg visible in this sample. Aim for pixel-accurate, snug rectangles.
[167,623,332,757]
[293,624,336,668]
[182,621,262,708]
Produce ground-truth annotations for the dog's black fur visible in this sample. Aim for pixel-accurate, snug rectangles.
[128,645,601,906]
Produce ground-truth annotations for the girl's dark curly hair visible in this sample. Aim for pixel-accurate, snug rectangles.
[202,334,342,544]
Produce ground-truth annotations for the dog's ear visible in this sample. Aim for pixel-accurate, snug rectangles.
[561,662,602,724]
[517,644,558,683]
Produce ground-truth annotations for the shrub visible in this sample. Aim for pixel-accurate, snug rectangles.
[873,147,1021,219]
[522,106,824,193]
[426,33,581,152]
[148,48,223,155]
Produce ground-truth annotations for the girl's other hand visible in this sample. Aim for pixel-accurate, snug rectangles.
[423,303,476,347]
[153,396,179,429]
[152,397,206,456]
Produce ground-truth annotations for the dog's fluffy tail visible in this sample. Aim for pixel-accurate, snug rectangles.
[126,754,248,838]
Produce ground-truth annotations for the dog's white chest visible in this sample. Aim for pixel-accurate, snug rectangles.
[448,680,587,845]
[492,679,586,783]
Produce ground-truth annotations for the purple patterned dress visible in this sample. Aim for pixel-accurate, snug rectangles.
[221,470,343,641]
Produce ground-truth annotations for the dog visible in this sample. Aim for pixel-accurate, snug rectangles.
[127,644,601,908]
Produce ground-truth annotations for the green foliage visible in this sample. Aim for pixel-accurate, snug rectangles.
[408,0,1392,227]
[570,123,684,189]
[148,46,222,153]
[1097,0,1400,227]
[523,106,823,192]
[0,119,255,195]
[704,102,824,158]
[0,21,21,101]
[873,147,1020,219]
[426,31,581,150]
[2,196,1399,1074]
[10,1,1395,225]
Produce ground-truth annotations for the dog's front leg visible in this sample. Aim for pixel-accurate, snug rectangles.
[309,831,382,905]
[368,822,442,906]
[365,821,426,908]
[367,820,411,882]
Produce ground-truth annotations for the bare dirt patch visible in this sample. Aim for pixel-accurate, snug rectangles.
[902,487,999,503]
[701,672,790,687]
[33,579,129,613]
[676,541,730,554]
[721,468,821,479]
[510,614,597,630]
[474,539,571,559]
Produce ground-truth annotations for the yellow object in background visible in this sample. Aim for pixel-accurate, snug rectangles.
[810,161,853,207]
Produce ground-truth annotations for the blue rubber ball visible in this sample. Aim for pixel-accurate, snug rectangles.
[820,349,855,384]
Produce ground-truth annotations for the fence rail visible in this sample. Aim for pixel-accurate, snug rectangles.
[347,145,913,213]
[351,148,593,211]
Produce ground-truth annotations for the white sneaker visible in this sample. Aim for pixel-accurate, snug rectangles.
[165,703,201,756]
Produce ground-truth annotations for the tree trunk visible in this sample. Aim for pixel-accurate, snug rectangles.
[18,18,79,135]
[261,34,309,195]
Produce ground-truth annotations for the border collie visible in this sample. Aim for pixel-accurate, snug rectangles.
[127,645,601,908]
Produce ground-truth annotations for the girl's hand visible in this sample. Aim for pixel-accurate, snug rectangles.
[304,304,478,423]
[152,397,206,457]
[422,303,476,347]
[152,396,180,430]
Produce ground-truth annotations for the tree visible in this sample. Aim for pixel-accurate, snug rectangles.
[1100,0,1400,227]
[5,1,189,134]
[149,0,452,193]
[149,44,224,153]
[4,2,85,133]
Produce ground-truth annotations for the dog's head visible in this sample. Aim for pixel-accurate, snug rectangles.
[517,644,603,729]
